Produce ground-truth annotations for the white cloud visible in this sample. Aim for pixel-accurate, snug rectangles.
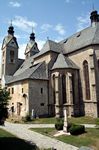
[9,1,21,7]
[19,43,26,59]
[65,0,71,3]
[55,24,66,35]
[12,16,37,33]
[37,40,45,50]
[41,24,52,32]
[76,13,90,32]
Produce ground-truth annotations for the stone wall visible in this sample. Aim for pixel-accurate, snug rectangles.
[7,80,29,117]
[28,79,48,117]
[68,46,98,117]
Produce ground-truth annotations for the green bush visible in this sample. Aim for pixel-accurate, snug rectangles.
[69,124,85,135]
[67,122,73,131]
[55,118,64,130]
[22,115,31,122]
[95,118,99,125]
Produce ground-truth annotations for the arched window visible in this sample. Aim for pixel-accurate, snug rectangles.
[83,60,90,100]
[62,74,66,104]
[98,60,99,70]
[53,74,55,104]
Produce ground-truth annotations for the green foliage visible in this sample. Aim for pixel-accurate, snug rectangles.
[69,124,85,135]
[95,118,99,125]
[55,118,64,130]
[0,88,11,124]
[22,114,31,122]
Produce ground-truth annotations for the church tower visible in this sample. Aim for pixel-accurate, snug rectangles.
[90,10,99,26]
[1,24,19,78]
[25,31,39,59]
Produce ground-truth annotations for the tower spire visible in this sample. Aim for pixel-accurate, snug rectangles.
[30,27,35,41]
[8,19,14,36]
[90,9,99,26]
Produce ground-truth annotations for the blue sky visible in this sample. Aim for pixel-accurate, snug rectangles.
[0,0,99,59]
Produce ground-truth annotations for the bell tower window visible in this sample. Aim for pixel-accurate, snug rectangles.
[10,50,14,63]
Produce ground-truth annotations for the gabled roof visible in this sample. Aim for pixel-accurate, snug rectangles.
[6,61,48,84]
[25,40,39,54]
[34,40,64,58]
[60,23,99,54]
[52,53,79,70]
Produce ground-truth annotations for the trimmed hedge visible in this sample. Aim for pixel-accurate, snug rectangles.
[55,118,64,130]
[69,124,85,135]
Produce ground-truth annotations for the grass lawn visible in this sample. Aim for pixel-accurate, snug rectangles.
[68,116,96,124]
[30,127,99,150]
[26,116,96,124]
[7,116,98,125]
[0,128,38,150]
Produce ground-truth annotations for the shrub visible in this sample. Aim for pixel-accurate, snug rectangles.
[95,118,99,125]
[67,122,73,132]
[69,124,85,135]
[55,118,64,130]
[22,114,31,122]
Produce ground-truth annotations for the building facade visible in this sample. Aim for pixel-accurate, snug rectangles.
[1,10,99,118]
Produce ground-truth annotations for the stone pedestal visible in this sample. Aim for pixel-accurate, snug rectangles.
[63,107,68,132]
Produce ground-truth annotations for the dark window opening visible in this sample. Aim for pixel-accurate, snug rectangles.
[22,88,23,93]
[11,106,14,113]
[41,88,43,94]
[10,50,14,63]
[98,60,99,70]
[12,88,14,94]
[8,88,10,94]
[62,74,66,104]
[40,103,44,106]
[53,74,55,104]
[83,60,90,100]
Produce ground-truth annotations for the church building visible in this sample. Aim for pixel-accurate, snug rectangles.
[1,10,99,118]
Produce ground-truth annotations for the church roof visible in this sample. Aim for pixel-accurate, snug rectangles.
[34,40,64,58]
[60,23,99,54]
[6,61,48,84]
[52,53,79,70]
[14,56,34,76]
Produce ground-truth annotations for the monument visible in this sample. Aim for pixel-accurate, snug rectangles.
[63,107,68,132]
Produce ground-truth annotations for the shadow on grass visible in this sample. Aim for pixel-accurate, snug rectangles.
[0,137,38,150]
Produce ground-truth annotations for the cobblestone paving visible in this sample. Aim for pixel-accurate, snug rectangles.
[0,122,78,150]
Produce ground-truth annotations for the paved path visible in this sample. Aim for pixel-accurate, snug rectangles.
[0,122,78,150]
[81,124,96,128]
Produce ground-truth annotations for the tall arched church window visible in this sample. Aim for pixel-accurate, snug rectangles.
[98,60,99,70]
[83,60,90,100]
[62,74,66,104]
[53,74,55,104]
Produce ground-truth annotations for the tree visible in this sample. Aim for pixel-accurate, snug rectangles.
[0,88,11,125]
